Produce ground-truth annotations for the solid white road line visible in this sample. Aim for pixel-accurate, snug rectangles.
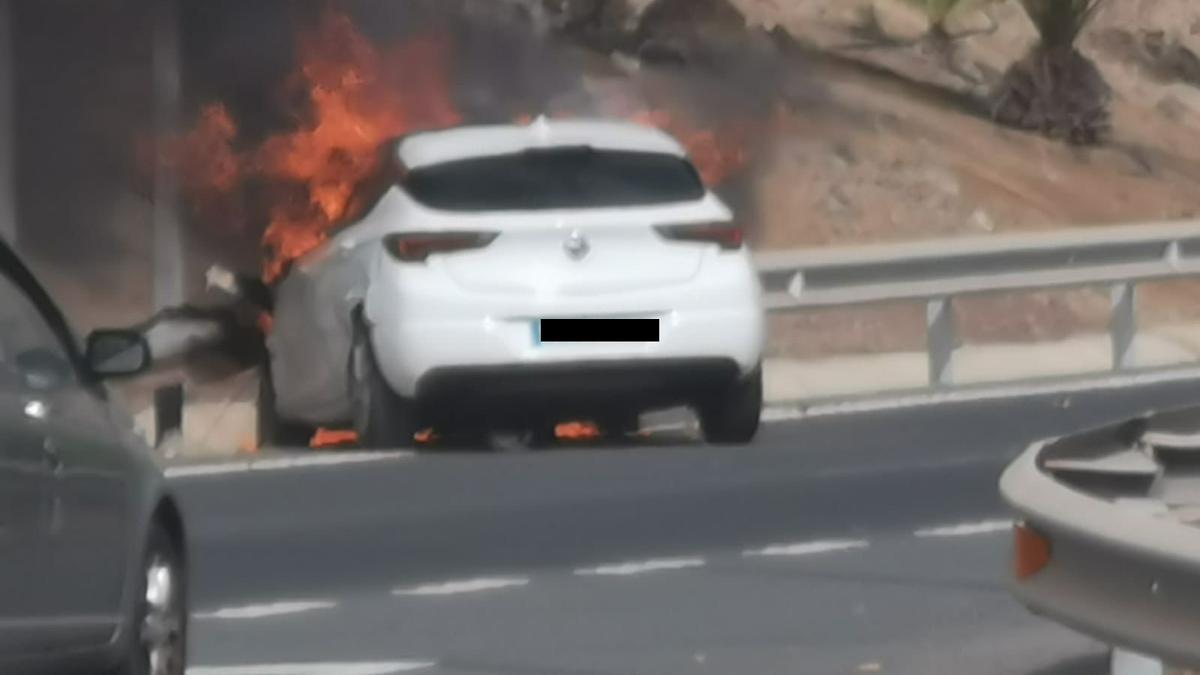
[187,662,435,675]
[915,519,1013,538]
[165,452,412,478]
[194,601,337,620]
[574,557,707,576]
[743,539,870,557]
[392,577,530,596]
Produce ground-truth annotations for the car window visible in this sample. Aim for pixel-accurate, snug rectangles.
[402,148,707,212]
[0,271,75,386]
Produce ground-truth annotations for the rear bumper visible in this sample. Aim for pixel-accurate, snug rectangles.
[370,305,763,399]
[414,358,743,427]
[364,252,766,398]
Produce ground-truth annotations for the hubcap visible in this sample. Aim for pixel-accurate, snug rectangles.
[142,556,183,675]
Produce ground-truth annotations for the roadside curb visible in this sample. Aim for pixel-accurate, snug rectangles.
[156,357,1200,471]
[760,364,1200,422]
[163,451,412,479]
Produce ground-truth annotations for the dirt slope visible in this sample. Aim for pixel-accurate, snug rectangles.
[720,0,1200,357]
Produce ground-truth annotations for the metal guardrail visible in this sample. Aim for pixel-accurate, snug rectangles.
[1000,407,1200,670]
[755,219,1200,387]
[144,220,1200,448]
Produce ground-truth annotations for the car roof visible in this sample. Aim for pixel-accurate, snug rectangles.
[396,118,689,170]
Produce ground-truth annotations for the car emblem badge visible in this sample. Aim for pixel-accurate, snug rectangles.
[564,230,590,261]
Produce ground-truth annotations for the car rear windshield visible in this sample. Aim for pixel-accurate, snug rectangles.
[402,147,707,211]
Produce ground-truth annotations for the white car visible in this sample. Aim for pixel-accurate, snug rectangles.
[262,118,766,448]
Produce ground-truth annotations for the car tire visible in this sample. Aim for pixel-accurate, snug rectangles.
[697,366,763,445]
[111,522,187,675]
[350,318,420,449]
[257,362,315,449]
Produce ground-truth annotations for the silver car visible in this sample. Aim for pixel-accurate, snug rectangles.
[0,240,188,675]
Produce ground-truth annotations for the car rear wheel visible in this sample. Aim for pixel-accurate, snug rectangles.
[257,362,315,449]
[697,366,762,445]
[350,319,421,449]
[111,523,187,675]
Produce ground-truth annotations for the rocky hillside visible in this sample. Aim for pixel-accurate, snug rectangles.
[722,0,1200,356]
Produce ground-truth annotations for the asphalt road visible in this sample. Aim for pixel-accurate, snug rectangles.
[172,381,1200,675]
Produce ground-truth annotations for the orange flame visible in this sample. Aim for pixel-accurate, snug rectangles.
[176,104,243,230]
[255,13,461,281]
[309,427,437,450]
[556,421,602,440]
[170,9,751,285]
[311,428,359,449]
[170,10,461,283]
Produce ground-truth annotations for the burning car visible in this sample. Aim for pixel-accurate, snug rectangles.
[260,117,766,448]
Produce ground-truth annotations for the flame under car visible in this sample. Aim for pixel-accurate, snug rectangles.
[260,118,766,449]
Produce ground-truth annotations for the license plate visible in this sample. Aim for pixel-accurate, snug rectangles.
[534,319,660,344]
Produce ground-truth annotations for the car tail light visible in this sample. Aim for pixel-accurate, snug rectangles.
[655,222,744,250]
[383,231,499,263]
[1014,521,1052,580]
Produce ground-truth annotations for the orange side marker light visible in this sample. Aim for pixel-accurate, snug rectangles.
[1014,521,1052,580]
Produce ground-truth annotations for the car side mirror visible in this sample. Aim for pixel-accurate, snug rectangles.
[15,348,73,392]
[85,329,152,380]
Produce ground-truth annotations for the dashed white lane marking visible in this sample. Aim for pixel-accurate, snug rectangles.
[575,557,707,576]
[743,539,870,557]
[915,519,1013,538]
[392,577,530,596]
[187,662,435,675]
[194,600,337,620]
[165,452,412,479]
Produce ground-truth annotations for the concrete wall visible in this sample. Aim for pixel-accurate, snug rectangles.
[0,0,15,247]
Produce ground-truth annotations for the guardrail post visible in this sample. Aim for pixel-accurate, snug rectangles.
[1111,282,1137,370]
[927,297,957,387]
[154,383,184,450]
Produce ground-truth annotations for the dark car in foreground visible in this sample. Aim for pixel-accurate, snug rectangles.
[0,239,187,675]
